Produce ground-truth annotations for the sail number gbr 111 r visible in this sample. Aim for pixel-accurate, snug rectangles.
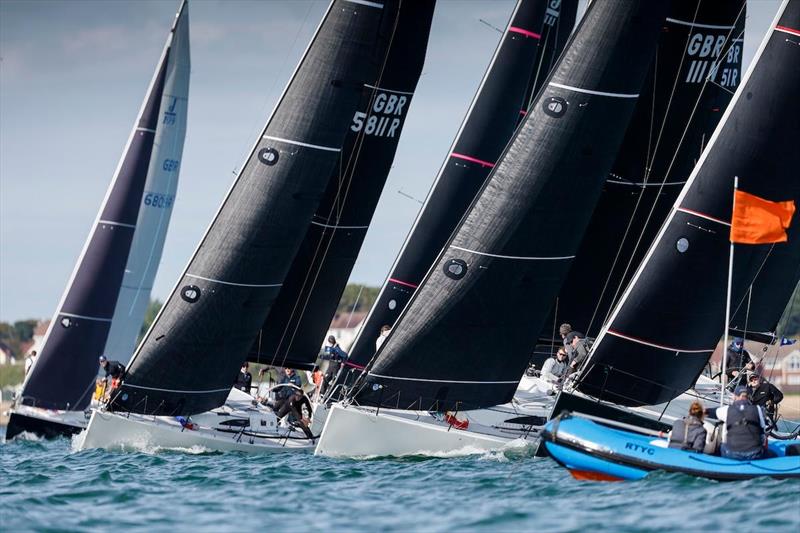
[350,91,409,138]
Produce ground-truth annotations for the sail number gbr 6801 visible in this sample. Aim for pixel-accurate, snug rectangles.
[350,90,409,138]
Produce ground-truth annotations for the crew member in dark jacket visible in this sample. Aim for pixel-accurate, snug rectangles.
[668,401,707,452]
[747,373,783,420]
[235,362,253,394]
[98,355,126,396]
[707,385,767,460]
[725,337,755,380]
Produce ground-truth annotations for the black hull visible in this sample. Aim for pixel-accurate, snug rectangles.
[5,411,84,441]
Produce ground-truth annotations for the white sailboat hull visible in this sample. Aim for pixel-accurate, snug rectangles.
[315,403,538,458]
[78,389,321,454]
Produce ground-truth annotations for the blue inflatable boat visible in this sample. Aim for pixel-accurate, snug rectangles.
[541,413,800,481]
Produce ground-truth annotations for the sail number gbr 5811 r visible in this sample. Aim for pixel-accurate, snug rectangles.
[350,90,409,138]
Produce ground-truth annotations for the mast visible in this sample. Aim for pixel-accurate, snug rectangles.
[247,1,435,371]
[720,176,739,407]
[112,0,412,417]
[353,0,670,412]
[19,1,188,411]
[104,0,191,363]
[345,0,578,369]
[574,0,800,407]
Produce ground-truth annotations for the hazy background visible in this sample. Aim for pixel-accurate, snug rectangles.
[0,0,781,320]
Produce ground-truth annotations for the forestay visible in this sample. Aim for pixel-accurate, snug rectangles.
[541,0,746,342]
[575,0,800,407]
[19,1,189,411]
[248,1,435,371]
[346,0,579,369]
[113,0,407,416]
[355,0,670,412]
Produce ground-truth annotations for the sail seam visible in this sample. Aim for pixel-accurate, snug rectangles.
[607,329,714,353]
[508,26,542,40]
[262,135,341,152]
[607,179,686,187]
[676,207,731,227]
[389,278,418,289]
[185,274,282,288]
[450,245,575,261]
[363,83,414,95]
[450,153,495,167]
[548,82,639,99]
[343,0,383,9]
[98,220,137,229]
[775,25,800,37]
[60,312,113,323]
[123,384,232,394]
[368,373,519,385]
[665,18,735,30]
[136,127,157,133]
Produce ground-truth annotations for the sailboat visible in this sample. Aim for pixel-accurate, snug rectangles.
[343,0,578,371]
[78,0,435,454]
[6,0,190,441]
[316,0,673,458]
[547,0,800,458]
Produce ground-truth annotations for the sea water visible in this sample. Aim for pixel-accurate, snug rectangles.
[1,428,798,532]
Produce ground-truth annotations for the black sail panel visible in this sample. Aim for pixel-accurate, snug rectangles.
[20,40,171,411]
[526,0,577,111]
[346,0,575,368]
[543,0,746,344]
[114,1,404,416]
[357,0,670,411]
[248,2,435,371]
[575,1,800,407]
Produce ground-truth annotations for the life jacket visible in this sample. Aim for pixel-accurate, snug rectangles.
[668,416,704,451]
[725,400,763,452]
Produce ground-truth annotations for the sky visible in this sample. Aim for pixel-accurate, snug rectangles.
[0,0,782,321]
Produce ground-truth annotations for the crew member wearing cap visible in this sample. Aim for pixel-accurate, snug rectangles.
[98,355,126,399]
[747,373,783,421]
[705,385,768,460]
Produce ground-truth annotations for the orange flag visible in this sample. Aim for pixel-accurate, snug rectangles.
[730,190,795,244]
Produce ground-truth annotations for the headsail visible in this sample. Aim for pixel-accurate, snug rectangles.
[104,0,191,363]
[575,0,800,407]
[113,0,411,416]
[247,2,435,371]
[346,0,578,369]
[542,0,746,343]
[355,0,670,412]
[19,1,189,411]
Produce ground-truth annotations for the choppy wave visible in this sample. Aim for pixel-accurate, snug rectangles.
[2,427,799,532]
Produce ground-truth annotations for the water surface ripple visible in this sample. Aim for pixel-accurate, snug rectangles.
[1,429,798,532]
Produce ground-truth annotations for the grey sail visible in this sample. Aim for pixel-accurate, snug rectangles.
[113,0,411,417]
[247,1,435,371]
[354,0,670,412]
[16,1,188,413]
[574,0,800,407]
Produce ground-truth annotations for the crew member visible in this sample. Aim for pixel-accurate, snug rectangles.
[668,401,707,452]
[706,385,768,460]
[725,337,754,381]
[98,355,126,397]
[540,349,569,385]
[235,362,253,394]
[747,372,783,421]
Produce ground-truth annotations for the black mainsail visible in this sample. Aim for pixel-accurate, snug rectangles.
[113,0,414,416]
[346,0,578,368]
[353,0,670,412]
[574,0,800,407]
[18,1,189,412]
[541,0,746,343]
[247,2,435,371]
